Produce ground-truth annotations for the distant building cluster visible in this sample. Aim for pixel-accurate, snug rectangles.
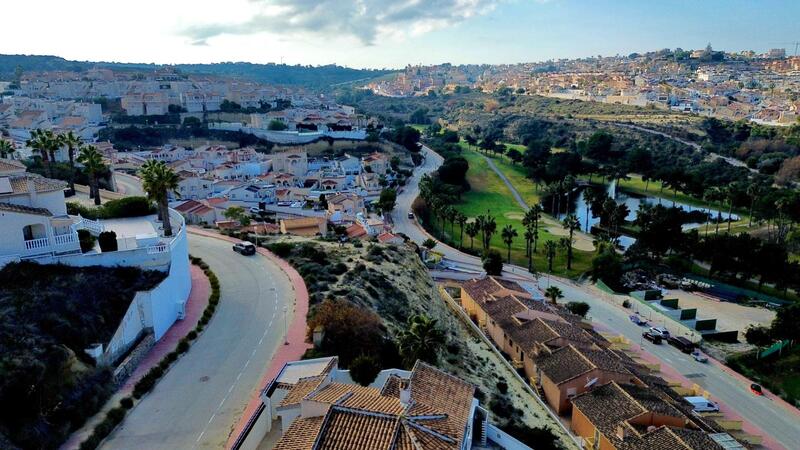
[365,47,800,126]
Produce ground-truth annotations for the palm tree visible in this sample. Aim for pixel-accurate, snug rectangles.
[59,131,82,193]
[746,182,762,228]
[724,186,736,233]
[561,214,580,270]
[0,139,15,159]
[522,205,542,255]
[545,286,564,305]
[455,211,467,248]
[544,240,557,272]
[465,221,479,250]
[524,228,536,273]
[77,145,106,205]
[481,214,497,251]
[26,129,60,177]
[140,160,181,237]
[397,314,446,367]
[501,224,518,263]
[558,237,571,271]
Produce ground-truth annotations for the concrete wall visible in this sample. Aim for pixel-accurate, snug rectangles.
[486,424,534,450]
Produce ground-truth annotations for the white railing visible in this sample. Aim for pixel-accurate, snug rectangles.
[74,215,105,234]
[53,232,79,246]
[24,237,50,251]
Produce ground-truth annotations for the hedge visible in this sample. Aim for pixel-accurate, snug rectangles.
[67,196,156,220]
[77,256,221,449]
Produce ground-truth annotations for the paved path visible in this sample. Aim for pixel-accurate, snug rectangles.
[101,233,296,450]
[114,171,145,196]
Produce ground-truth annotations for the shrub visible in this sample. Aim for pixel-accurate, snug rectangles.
[566,301,591,318]
[78,229,96,253]
[482,249,504,276]
[187,330,198,340]
[177,340,190,353]
[102,196,155,218]
[268,242,294,257]
[496,380,509,394]
[107,406,127,423]
[120,397,134,409]
[98,231,118,252]
[349,355,381,386]
[622,299,631,308]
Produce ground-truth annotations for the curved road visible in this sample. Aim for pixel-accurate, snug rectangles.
[114,171,146,197]
[396,145,799,449]
[102,234,295,450]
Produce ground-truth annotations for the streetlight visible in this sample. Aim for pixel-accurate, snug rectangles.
[283,305,289,345]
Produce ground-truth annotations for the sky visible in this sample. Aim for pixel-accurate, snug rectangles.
[1,0,799,69]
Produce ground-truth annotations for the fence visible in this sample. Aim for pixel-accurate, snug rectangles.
[759,340,794,359]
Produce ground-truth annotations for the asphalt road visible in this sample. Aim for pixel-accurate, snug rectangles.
[114,171,146,196]
[101,234,295,450]
[396,144,799,449]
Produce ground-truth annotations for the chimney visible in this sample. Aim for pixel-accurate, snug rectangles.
[616,425,630,441]
[26,176,38,206]
[399,387,411,407]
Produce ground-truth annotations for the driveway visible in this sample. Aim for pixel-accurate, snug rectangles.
[101,233,296,450]
[113,171,145,197]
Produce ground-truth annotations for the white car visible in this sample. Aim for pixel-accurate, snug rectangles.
[691,350,708,363]
[249,206,262,214]
[290,201,304,208]
[648,326,671,339]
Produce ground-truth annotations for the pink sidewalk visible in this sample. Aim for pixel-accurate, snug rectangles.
[120,264,210,393]
[186,228,312,449]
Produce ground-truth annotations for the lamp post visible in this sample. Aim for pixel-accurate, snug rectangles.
[283,305,289,345]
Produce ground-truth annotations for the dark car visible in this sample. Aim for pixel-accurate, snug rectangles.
[642,331,662,344]
[232,241,256,256]
[667,336,694,353]
[408,212,415,219]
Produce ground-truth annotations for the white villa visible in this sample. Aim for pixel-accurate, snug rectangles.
[0,159,191,365]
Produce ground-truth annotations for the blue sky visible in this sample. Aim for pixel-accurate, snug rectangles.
[1,0,798,68]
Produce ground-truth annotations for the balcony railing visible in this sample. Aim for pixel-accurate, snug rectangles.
[53,232,79,247]
[147,243,169,254]
[73,215,105,234]
[24,237,50,251]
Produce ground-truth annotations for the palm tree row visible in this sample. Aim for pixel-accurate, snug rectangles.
[24,129,84,193]
[0,139,16,159]
[76,145,106,206]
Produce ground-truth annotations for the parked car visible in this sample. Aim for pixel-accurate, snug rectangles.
[648,326,670,339]
[408,212,415,219]
[290,201,304,208]
[683,396,720,413]
[249,206,262,214]
[277,201,292,207]
[667,336,695,354]
[232,241,256,256]
[691,350,708,363]
[630,314,648,326]
[750,383,764,396]
[642,331,662,344]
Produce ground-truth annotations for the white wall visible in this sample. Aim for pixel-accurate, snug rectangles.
[486,424,534,450]
[209,123,366,144]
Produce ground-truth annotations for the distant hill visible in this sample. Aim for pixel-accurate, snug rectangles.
[0,54,396,88]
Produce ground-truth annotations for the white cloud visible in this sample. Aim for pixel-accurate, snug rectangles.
[184,0,502,45]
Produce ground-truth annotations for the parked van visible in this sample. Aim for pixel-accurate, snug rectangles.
[683,396,720,413]
[668,336,695,354]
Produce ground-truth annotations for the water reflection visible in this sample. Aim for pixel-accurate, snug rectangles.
[545,181,740,250]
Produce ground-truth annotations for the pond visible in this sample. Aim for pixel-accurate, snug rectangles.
[544,181,740,250]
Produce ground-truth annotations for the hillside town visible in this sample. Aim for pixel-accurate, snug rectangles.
[365,46,800,126]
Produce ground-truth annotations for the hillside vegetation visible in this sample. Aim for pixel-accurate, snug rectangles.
[0,262,164,450]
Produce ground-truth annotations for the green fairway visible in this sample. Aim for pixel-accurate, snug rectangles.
[425,147,593,278]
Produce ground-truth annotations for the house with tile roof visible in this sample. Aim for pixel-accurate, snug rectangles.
[280,217,328,237]
[570,381,735,450]
[232,356,534,450]
[459,276,642,414]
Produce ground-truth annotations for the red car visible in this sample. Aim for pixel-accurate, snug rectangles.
[750,383,764,396]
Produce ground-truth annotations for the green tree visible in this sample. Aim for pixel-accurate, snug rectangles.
[397,314,445,367]
[0,139,16,159]
[224,206,251,226]
[545,286,564,304]
[566,301,590,317]
[544,240,557,272]
[465,221,479,250]
[501,224,518,263]
[59,131,82,193]
[139,160,180,237]
[482,249,504,276]
[561,214,580,270]
[77,145,106,206]
[455,211,467,248]
[378,188,397,212]
[422,238,437,250]
[267,120,288,131]
[26,128,61,177]
[349,355,381,386]
[318,193,328,209]
[744,325,772,348]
